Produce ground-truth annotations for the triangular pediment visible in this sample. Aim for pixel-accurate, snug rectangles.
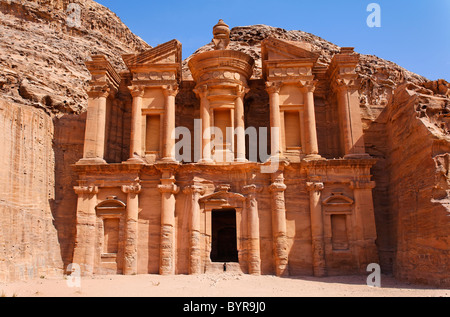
[261,37,320,62]
[122,39,182,67]
[200,190,245,203]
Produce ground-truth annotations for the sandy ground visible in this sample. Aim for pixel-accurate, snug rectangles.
[0,273,448,297]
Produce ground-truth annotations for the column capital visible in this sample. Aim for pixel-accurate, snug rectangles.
[183,185,206,196]
[300,79,318,93]
[162,84,179,97]
[121,183,142,194]
[87,84,110,98]
[243,184,263,195]
[236,84,250,98]
[269,182,287,193]
[349,180,376,190]
[332,77,360,92]
[306,182,325,192]
[265,81,282,94]
[158,178,179,194]
[128,85,145,98]
[193,84,208,98]
[74,185,99,195]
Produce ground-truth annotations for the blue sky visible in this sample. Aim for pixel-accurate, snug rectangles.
[96,0,449,80]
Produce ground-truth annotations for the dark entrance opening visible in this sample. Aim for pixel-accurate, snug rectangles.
[211,209,238,263]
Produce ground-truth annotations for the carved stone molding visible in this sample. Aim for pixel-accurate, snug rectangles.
[349,180,376,190]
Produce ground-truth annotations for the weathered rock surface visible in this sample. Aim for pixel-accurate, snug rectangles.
[0,0,149,282]
[0,0,150,114]
[0,2,448,286]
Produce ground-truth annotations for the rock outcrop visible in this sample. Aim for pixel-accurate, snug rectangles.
[0,0,150,114]
[0,0,149,282]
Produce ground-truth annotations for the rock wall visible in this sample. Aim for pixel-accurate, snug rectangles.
[0,0,149,281]
[0,99,62,281]
[385,83,450,287]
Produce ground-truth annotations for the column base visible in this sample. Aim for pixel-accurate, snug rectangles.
[197,158,214,165]
[235,158,248,163]
[303,154,326,161]
[125,156,145,164]
[159,157,179,164]
[76,157,107,165]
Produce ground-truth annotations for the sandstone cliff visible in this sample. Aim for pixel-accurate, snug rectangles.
[0,2,448,287]
[0,0,149,282]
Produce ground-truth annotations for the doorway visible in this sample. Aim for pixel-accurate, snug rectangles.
[211,209,238,263]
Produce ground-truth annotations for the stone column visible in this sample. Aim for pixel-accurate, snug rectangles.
[235,85,249,162]
[158,175,179,275]
[194,85,213,163]
[306,181,327,277]
[183,185,205,275]
[350,180,378,272]
[81,86,110,164]
[162,85,179,162]
[243,185,262,275]
[335,79,367,158]
[269,171,289,276]
[303,81,321,159]
[266,81,282,158]
[128,86,145,163]
[72,185,99,276]
[121,183,142,275]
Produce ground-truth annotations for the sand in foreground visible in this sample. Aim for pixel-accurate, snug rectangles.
[0,273,448,297]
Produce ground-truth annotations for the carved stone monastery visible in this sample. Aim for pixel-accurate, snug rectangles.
[73,20,379,276]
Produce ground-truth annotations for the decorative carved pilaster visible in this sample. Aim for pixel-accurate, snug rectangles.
[243,184,262,275]
[121,181,142,275]
[269,174,289,277]
[72,184,99,276]
[349,179,378,272]
[183,185,206,275]
[306,181,327,277]
[158,176,179,275]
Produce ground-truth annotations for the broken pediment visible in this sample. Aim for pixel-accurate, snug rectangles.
[123,39,182,67]
[199,185,245,210]
[261,37,320,62]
